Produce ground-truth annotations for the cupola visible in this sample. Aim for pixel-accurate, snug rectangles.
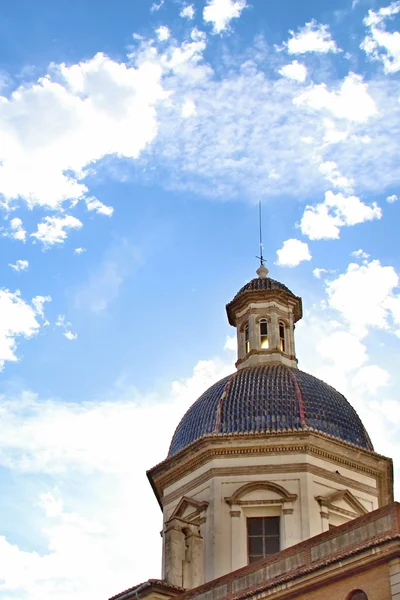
[226,264,302,369]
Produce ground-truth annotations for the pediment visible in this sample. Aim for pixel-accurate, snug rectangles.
[225,481,297,506]
[170,496,209,523]
[316,489,368,518]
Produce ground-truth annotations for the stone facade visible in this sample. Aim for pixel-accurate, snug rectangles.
[148,430,392,587]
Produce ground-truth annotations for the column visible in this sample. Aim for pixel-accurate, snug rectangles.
[164,519,185,587]
[249,314,258,351]
[230,506,242,571]
[270,311,279,350]
[183,528,204,589]
[320,505,330,532]
[287,314,295,358]
[237,326,242,359]
[281,503,299,549]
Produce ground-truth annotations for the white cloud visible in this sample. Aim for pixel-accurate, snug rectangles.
[352,364,390,394]
[224,335,237,352]
[0,290,45,369]
[387,193,398,203]
[0,354,234,599]
[300,190,382,240]
[180,5,195,19]
[294,73,377,123]
[0,52,168,211]
[319,161,354,192]
[361,2,400,73]
[4,218,27,242]
[278,60,307,82]
[313,267,334,279]
[300,202,340,240]
[276,238,312,267]
[74,247,86,255]
[32,295,52,318]
[155,26,170,41]
[1,24,399,212]
[9,259,29,272]
[322,119,348,144]
[56,314,77,341]
[64,331,78,341]
[85,197,114,217]
[317,330,368,372]
[351,248,370,260]
[149,37,400,202]
[181,98,196,117]
[203,0,247,34]
[55,314,66,328]
[31,215,83,247]
[285,19,340,54]
[326,259,400,338]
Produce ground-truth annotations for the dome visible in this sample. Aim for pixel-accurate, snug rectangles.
[168,365,373,456]
[233,276,295,298]
[226,275,303,325]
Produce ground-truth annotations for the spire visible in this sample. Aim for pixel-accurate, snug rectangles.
[256,199,270,274]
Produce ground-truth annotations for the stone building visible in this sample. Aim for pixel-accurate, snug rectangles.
[110,266,399,600]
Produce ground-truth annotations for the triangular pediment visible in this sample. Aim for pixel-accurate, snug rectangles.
[316,489,368,518]
[170,497,209,523]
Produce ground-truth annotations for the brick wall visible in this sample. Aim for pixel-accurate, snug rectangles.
[172,502,400,600]
[289,563,391,600]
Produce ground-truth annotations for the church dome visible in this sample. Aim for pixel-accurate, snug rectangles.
[168,364,373,456]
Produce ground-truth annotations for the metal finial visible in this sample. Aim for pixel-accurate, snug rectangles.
[256,200,268,273]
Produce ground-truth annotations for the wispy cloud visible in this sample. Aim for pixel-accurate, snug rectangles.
[9,259,29,272]
[74,239,142,314]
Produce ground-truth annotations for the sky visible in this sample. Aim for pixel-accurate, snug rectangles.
[0,0,400,597]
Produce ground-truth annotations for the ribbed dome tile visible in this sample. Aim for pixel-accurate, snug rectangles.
[168,365,373,456]
[233,277,294,299]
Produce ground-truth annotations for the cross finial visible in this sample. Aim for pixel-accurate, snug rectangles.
[256,200,268,273]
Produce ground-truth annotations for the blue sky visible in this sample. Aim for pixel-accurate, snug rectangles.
[0,0,400,598]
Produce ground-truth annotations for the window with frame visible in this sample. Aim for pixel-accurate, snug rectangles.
[347,592,368,600]
[279,322,286,352]
[247,517,280,563]
[244,324,250,354]
[259,319,269,349]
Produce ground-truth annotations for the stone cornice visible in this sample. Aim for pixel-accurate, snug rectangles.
[226,289,302,326]
[161,462,380,508]
[235,348,297,368]
[147,431,392,508]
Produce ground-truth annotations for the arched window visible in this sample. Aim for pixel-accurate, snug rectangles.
[259,319,269,349]
[279,322,286,352]
[244,324,250,354]
[347,591,368,600]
